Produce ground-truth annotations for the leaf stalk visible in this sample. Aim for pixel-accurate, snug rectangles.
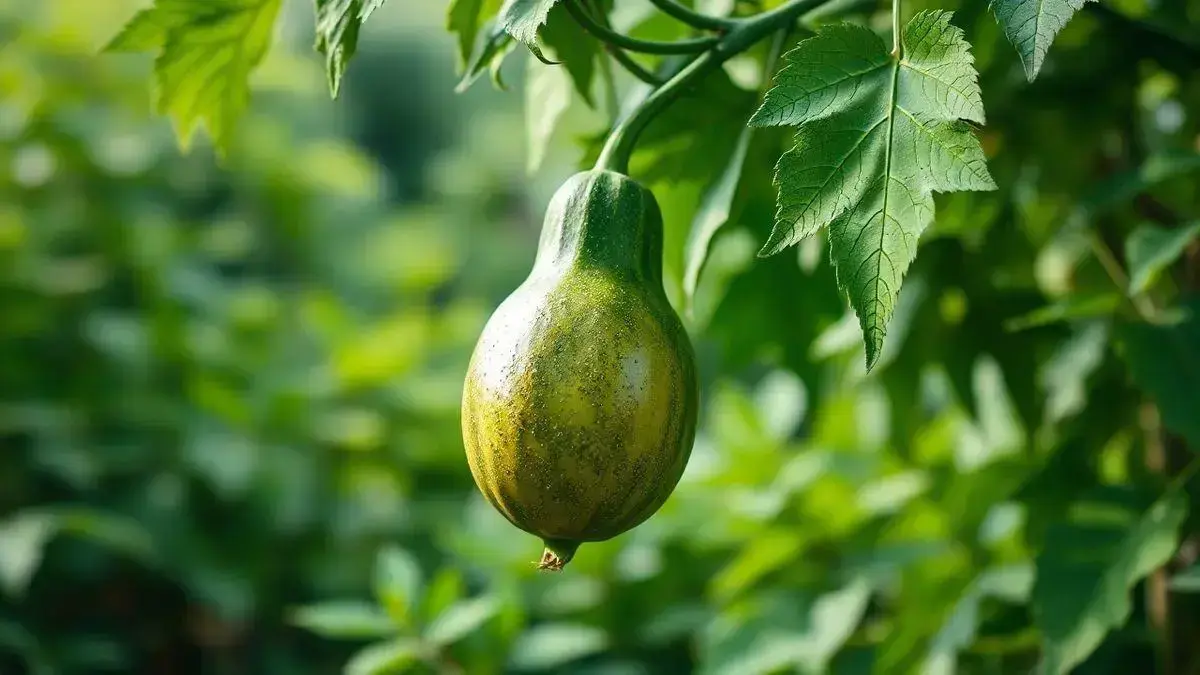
[566,0,717,54]
[594,0,824,173]
[647,0,736,31]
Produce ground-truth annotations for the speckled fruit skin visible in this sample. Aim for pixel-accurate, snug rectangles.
[461,170,699,570]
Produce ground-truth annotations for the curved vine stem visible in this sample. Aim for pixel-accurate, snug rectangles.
[606,45,662,84]
[589,1,662,85]
[647,0,735,31]
[594,0,823,174]
[566,0,717,54]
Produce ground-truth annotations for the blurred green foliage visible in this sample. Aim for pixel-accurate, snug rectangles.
[2,1,1200,675]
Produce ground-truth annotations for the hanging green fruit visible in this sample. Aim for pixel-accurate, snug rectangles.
[461,170,699,570]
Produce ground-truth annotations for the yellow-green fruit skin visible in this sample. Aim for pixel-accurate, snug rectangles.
[461,170,698,551]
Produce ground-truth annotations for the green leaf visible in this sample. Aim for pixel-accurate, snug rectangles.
[924,565,1033,674]
[989,0,1093,80]
[105,0,283,154]
[447,0,499,71]
[699,584,870,675]
[683,123,754,315]
[0,513,56,598]
[288,601,397,639]
[750,12,996,368]
[1040,320,1109,424]
[1033,487,1188,674]
[540,4,598,107]
[424,595,500,646]
[314,0,389,97]
[104,6,184,52]
[794,580,873,674]
[499,0,559,45]
[374,546,423,627]
[455,20,517,93]
[344,639,422,675]
[1003,294,1121,332]
[523,32,574,173]
[1125,222,1200,296]
[508,623,609,670]
[1118,304,1200,447]
[421,568,464,623]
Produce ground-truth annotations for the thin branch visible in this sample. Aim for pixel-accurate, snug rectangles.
[606,46,661,84]
[647,0,735,31]
[595,0,822,173]
[566,0,717,54]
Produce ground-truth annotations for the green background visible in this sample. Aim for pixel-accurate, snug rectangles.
[2,0,1199,674]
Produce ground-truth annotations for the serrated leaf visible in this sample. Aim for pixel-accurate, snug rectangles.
[424,595,500,646]
[750,12,995,368]
[1034,488,1188,674]
[989,0,1093,81]
[106,0,283,155]
[1118,303,1200,447]
[1125,222,1200,296]
[315,0,389,97]
[345,639,421,675]
[103,7,184,52]
[288,601,396,639]
[499,0,559,45]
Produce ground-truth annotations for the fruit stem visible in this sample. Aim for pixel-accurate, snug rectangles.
[538,539,580,571]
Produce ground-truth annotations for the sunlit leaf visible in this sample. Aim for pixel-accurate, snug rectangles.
[499,0,560,45]
[105,0,283,154]
[751,12,996,368]
[345,639,422,675]
[288,602,396,639]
